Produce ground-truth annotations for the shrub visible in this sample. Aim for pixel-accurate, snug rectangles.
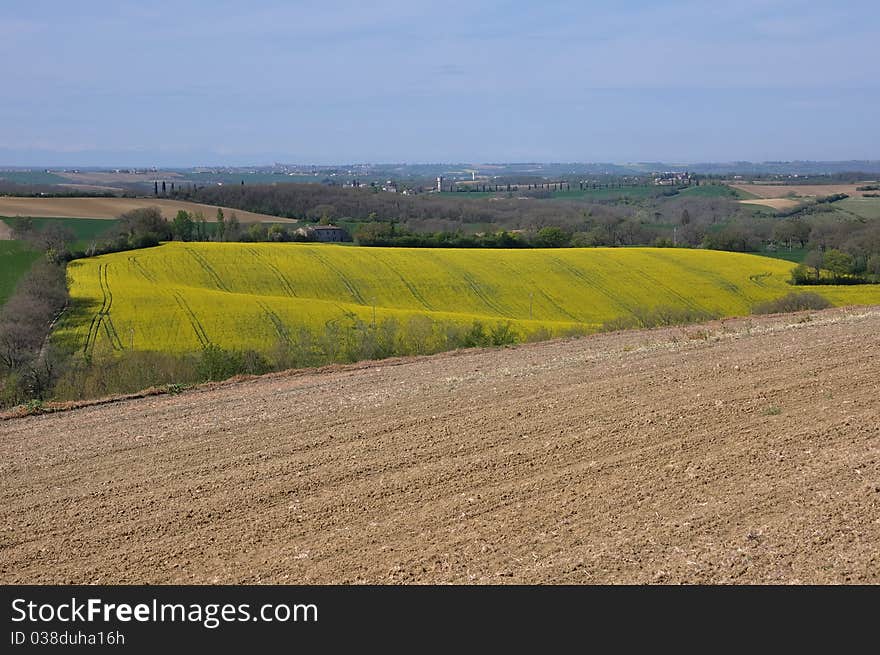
[789,263,814,284]
[600,306,719,332]
[533,226,571,248]
[752,292,831,315]
[197,344,270,381]
[489,322,517,346]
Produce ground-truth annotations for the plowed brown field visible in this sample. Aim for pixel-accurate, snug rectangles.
[1,307,879,584]
[731,183,875,199]
[732,182,879,211]
[0,197,291,223]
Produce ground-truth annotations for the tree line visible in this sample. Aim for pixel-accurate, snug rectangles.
[0,260,68,406]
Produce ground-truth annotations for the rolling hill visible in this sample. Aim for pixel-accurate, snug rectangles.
[0,197,292,223]
[58,243,880,357]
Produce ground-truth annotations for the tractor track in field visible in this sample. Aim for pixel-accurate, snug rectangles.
[306,249,366,305]
[185,247,231,293]
[375,257,434,311]
[81,268,107,356]
[2,306,879,584]
[535,287,581,322]
[460,272,510,318]
[128,255,157,284]
[258,301,291,344]
[83,263,123,354]
[641,249,741,298]
[548,256,635,316]
[249,249,297,298]
[100,266,124,351]
[172,291,210,348]
[633,268,709,314]
[490,258,579,322]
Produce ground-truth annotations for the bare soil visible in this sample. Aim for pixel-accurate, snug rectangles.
[0,197,292,223]
[732,182,875,199]
[734,182,880,211]
[739,197,803,211]
[1,307,879,584]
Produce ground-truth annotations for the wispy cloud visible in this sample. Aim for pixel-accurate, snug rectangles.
[0,0,877,163]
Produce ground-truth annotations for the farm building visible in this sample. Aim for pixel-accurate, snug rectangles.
[295,225,349,242]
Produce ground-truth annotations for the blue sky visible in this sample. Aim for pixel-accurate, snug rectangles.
[1,0,878,165]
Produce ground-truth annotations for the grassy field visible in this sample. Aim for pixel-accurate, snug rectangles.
[59,243,880,357]
[182,171,325,185]
[447,185,673,200]
[2,217,119,250]
[758,248,809,264]
[678,184,746,199]
[0,241,39,306]
[836,196,880,220]
[444,183,742,202]
[731,182,880,213]
[0,170,68,185]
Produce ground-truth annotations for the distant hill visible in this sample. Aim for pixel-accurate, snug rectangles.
[61,243,880,357]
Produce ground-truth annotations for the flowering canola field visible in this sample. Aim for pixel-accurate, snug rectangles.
[60,242,880,355]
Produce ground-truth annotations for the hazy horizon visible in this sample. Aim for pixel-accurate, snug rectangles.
[2,0,878,167]
[4,159,880,171]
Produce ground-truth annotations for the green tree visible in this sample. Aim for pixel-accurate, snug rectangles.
[216,208,226,242]
[226,212,241,240]
[117,207,171,246]
[354,222,394,245]
[171,210,194,241]
[248,223,268,242]
[823,249,854,278]
[192,212,207,241]
[267,224,287,242]
[534,226,571,248]
[790,263,812,284]
[866,254,880,279]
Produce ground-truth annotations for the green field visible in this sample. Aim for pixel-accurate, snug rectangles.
[758,248,809,264]
[182,172,328,185]
[836,196,880,220]
[446,185,667,200]
[443,183,742,202]
[1,216,118,306]
[0,170,68,185]
[0,241,40,306]
[1,217,118,250]
[547,186,666,200]
[59,243,880,357]
[678,184,748,199]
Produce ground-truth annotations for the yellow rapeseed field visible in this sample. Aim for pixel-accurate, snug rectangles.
[60,243,880,355]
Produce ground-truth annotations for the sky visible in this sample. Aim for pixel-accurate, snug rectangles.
[1,0,878,166]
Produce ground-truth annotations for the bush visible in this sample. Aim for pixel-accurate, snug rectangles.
[52,351,201,401]
[197,344,270,381]
[601,306,719,332]
[752,292,831,315]
[489,322,517,346]
[533,226,571,248]
[790,263,814,284]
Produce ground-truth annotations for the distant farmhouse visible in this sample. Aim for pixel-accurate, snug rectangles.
[652,171,693,186]
[294,225,350,242]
